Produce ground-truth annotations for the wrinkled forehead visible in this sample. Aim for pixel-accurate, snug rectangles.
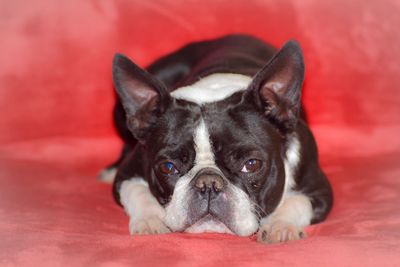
[151,97,272,165]
[150,73,273,160]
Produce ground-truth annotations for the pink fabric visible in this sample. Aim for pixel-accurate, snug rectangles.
[1,0,400,266]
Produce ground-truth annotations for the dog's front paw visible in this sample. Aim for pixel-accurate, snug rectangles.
[257,220,306,244]
[129,216,171,235]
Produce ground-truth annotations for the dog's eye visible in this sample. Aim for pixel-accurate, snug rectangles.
[241,159,262,173]
[159,162,179,175]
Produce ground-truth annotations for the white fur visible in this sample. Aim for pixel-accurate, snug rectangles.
[120,177,168,234]
[193,119,215,166]
[164,118,258,236]
[185,215,232,234]
[170,73,251,104]
[260,191,313,228]
[278,133,301,208]
[228,184,260,236]
[163,174,192,231]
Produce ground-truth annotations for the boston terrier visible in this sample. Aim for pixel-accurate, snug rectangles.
[100,34,333,244]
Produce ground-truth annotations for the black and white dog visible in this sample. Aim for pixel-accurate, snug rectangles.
[101,35,333,243]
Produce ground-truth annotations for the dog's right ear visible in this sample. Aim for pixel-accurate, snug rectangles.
[113,54,171,141]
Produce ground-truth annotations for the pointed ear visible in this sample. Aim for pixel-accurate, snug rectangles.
[248,40,305,131]
[113,53,171,141]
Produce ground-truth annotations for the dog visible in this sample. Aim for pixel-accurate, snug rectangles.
[100,34,333,244]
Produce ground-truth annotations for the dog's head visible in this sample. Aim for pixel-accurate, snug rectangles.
[113,41,304,236]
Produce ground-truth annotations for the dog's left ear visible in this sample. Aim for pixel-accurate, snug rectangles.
[248,40,305,131]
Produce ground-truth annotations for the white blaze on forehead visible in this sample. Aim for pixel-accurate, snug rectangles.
[193,119,215,166]
[171,73,252,105]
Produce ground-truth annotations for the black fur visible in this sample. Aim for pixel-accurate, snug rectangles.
[109,34,332,229]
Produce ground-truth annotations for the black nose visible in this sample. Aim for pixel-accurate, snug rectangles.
[193,168,225,195]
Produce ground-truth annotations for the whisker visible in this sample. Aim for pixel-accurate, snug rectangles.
[249,200,267,220]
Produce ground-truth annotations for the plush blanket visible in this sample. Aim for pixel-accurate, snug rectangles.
[1,0,400,266]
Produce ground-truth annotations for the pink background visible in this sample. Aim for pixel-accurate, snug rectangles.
[1,0,400,266]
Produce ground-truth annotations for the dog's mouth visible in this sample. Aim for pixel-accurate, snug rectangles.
[184,214,234,234]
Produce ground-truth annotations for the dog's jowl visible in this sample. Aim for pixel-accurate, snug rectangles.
[101,35,333,243]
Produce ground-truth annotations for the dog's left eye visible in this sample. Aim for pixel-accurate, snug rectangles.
[241,159,262,173]
[159,162,179,175]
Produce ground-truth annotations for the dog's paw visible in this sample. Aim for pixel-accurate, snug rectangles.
[257,220,306,244]
[129,216,171,235]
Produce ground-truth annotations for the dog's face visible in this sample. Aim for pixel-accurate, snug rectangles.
[113,41,304,236]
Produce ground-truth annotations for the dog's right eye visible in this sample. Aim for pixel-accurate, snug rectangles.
[159,162,179,175]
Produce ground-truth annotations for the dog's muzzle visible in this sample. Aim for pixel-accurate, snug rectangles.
[187,167,231,222]
[165,166,258,235]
